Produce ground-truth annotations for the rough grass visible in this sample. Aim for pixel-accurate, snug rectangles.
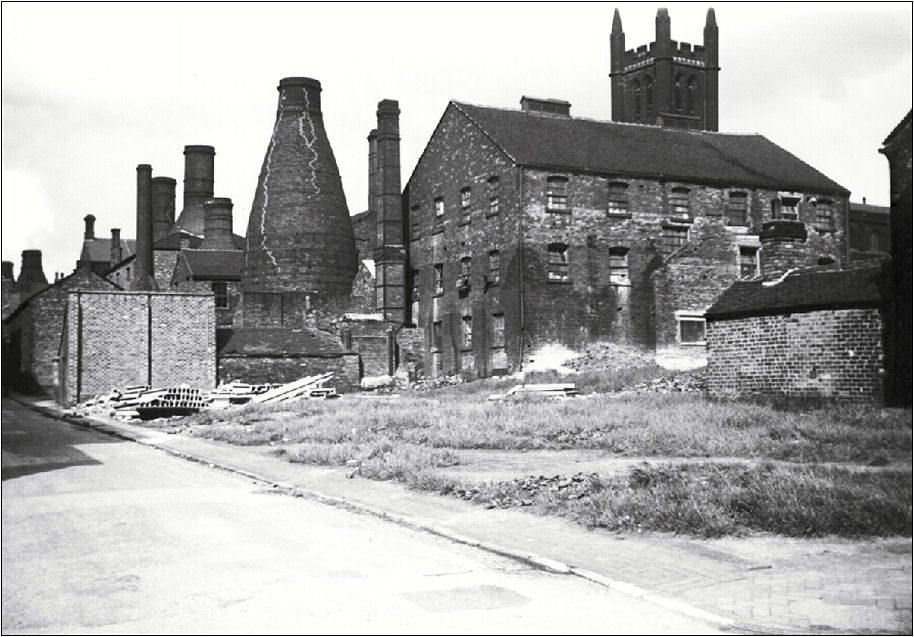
[442,463,912,538]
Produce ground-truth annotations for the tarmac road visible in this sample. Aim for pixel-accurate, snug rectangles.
[0,398,719,634]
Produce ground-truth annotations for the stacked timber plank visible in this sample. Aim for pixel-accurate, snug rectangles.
[487,383,580,401]
[250,373,339,404]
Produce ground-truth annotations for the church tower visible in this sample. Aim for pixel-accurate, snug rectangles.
[610,8,719,131]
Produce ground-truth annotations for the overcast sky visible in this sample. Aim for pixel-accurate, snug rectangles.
[2,2,911,280]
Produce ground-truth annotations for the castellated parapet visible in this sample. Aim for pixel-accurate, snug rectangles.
[242,77,358,297]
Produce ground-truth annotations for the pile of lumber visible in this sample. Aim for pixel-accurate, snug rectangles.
[487,383,580,401]
[207,382,281,409]
[249,373,339,404]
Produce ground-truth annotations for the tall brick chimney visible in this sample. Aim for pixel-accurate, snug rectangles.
[18,250,48,296]
[200,198,237,250]
[110,228,123,266]
[373,99,405,323]
[760,219,808,282]
[173,145,215,236]
[83,214,96,240]
[151,176,177,241]
[243,77,357,296]
[131,164,157,291]
[368,129,378,215]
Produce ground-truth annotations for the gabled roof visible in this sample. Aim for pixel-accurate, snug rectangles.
[80,238,135,264]
[448,101,849,195]
[217,328,344,357]
[882,109,912,147]
[179,249,243,280]
[3,267,122,324]
[705,261,889,320]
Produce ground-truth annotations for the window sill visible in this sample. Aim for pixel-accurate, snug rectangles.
[460,348,473,353]
[458,218,471,227]
[678,341,706,348]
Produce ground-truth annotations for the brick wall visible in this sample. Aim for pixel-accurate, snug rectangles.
[706,308,884,402]
[108,249,180,290]
[218,353,360,393]
[62,290,215,404]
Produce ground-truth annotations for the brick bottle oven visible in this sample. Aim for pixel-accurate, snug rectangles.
[242,77,358,299]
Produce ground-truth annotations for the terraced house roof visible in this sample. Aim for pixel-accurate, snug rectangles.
[452,101,849,195]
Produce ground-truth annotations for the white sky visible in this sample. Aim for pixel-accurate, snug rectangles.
[2,2,911,280]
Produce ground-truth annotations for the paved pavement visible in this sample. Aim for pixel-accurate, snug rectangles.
[1,398,720,634]
[10,395,913,634]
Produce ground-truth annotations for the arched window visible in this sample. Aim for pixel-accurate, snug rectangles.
[633,80,642,121]
[673,75,684,113]
[687,76,698,115]
[645,76,654,119]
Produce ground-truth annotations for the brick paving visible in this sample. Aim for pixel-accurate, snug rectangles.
[19,397,913,634]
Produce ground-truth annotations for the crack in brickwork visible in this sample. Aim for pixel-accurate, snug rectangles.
[258,93,283,270]
[299,86,321,197]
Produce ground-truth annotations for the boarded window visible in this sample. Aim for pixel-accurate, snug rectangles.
[670,187,690,218]
[609,247,629,285]
[727,192,748,225]
[547,243,569,282]
[462,315,473,349]
[488,250,500,284]
[608,181,629,214]
[212,281,228,308]
[546,176,568,211]
[492,313,505,347]
[739,246,759,279]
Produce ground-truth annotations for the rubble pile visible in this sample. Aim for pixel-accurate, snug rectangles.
[451,472,603,509]
[566,342,656,373]
[411,375,465,392]
[630,369,707,393]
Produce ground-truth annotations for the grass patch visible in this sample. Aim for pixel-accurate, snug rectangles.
[447,463,912,538]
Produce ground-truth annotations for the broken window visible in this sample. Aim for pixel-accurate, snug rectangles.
[609,247,629,285]
[546,176,568,211]
[727,192,748,225]
[492,313,505,347]
[661,223,689,256]
[547,243,569,282]
[460,187,472,222]
[670,187,691,218]
[434,263,444,295]
[487,176,500,216]
[212,281,228,308]
[462,315,473,349]
[815,199,834,232]
[488,250,500,284]
[773,194,800,220]
[608,181,629,215]
[676,312,706,346]
[739,246,759,279]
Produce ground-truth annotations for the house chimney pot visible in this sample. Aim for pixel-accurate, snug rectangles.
[200,197,237,250]
[83,214,96,240]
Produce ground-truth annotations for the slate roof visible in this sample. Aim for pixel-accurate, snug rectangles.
[80,238,135,263]
[450,102,849,195]
[217,328,344,357]
[705,261,889,320]
[180,249,243,280]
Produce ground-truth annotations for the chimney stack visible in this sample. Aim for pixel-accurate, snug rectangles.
[110,229,123,266]
[18,250,49,296]
[151,176,177,241]
[373,99,405,323]
[242,77,357,297]
[2,261,14,281]
[173,145,215,236]
[131,164,157,291]
[84,214,96,240]
[760,219,809,282]
[200,198,237,250]
[368,129,378,215]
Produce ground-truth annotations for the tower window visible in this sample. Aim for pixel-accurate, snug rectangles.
[609,247,629,285]
[547,242,569,282]
[814,199,835,232]
[488,250,500,284]
[212,281,228,308]
[674,74,684,113]
[727,192,748,225]
[669,187,691,218]
[608,181,629,215]
[546,176,568,211]
[645,76,654,119]
[687,76,698,115]
[633,79,642,122]
[739,246,759,279]
[434,263,444,295]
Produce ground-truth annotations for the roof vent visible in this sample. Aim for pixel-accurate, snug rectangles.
[520,96,571,117]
